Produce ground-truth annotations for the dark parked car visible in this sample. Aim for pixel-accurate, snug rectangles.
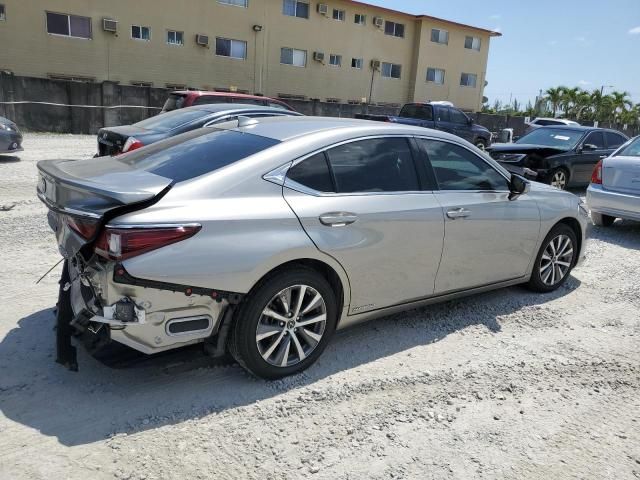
[0,116,23,154]
[356,102,492,149]
[162,91,296,113]
[487,126,628,189]
[96,104,301,156]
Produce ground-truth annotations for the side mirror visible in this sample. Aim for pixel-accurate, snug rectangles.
[582,143,598,151]
[509,174,530,200]
[467,117,473,126]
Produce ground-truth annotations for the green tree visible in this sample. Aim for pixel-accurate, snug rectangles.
[545,87,563,117]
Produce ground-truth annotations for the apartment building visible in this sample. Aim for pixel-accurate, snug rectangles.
[0,0,500,111]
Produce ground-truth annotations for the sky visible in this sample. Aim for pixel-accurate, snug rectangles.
[366,0,640,107]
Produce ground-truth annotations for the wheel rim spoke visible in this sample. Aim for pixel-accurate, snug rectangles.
[301,293,323,315]
[292,286,307,318]
[261,330,286,361]
[256,324,283,342]
[262,308,289,323]
[540,234,575,286]
[296,313,326,327]
[298,327,322,344]
[274,336,292,367]
[290,331,306,362]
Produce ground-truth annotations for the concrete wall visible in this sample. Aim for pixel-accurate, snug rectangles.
[0,0,498,111]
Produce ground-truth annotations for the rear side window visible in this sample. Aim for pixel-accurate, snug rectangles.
[117,129,280,182]
[133,109,209,132]
[450,108,468,125]
[435,106,450,122]
[325,138,419,193]
[287,152,335,192]
[605,132,627,149]
[268,101,291,111]
[420,139,508,191]
[584,131,606,149]
[230,97,265,106]
[162,94,186,112]
[193,95,229,106]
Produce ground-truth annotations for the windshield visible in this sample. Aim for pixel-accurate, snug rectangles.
[161,93,186,113]
[133,108,209,132]
[615,137,640,157]
[516,128,584,150]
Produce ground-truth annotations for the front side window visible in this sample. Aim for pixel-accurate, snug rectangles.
[426,67,445,84]
[605,132,627,149]
[287,152,335,192]
[450,108,469,125]
[283,0,309,19]
[216,37,247,59]
[583,131,606,149]
[460,73,477,88]
[329,54,342,67]
[132,25,151,40]
[351,58,363,69]
[218,0,248,6]
[46,12,92,39]
[420,139,507,191]
[464,36,481,51]
[381,62,401,79]
[167,30,184,45]
[326,138,419,193]
[431,28,448,45]
[384,21,405,38]
[333,9,345,21]
[280,47,307,67]
[354,13,366,25]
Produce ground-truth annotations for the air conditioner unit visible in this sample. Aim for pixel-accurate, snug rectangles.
[317,3,329,15]
[196,34,209,47]
[313,51,325,62]
[373,16,384,28]
[370,59,381,70]
[102,18,118,33]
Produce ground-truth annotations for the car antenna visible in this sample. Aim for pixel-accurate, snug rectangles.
[237,116,259,128]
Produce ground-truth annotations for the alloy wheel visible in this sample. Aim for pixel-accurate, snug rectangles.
[539,234,574,286]
[255,285,327,367]
[550,170,567,189]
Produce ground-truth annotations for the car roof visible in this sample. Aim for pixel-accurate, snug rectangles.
[221,116,459,142]
[179,103,297,115]
[171,90,286,103]
[532,125,624,133]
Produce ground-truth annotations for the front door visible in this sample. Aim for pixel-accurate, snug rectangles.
[415,137,541,293]
[282,137,445,314]
[573,131,609,184]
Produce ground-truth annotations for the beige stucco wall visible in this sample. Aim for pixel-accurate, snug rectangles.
[0,0,496,111]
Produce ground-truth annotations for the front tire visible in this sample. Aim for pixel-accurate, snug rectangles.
[527,224,577,293]
[591,212,615,227]
[548,168,569,190]
[229,268,337,379]
[475,138,487,150]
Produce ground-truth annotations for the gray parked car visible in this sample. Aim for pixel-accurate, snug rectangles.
[587,135,640,226]
[0,116,23,154]
[37,117,588,379]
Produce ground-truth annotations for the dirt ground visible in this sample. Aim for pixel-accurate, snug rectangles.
[0,134,639,480]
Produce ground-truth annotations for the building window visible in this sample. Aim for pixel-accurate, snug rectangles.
[46,12,92,39]
[329,54,342,66]
[426,67,445,84]
[381,62,401,79]
[218,0,248,6]
[0,5,5,21]
[216,37,247,59]
[283,0,309,19]
[281,47,307,67]
[131,81,153,87]
[332,9,345,21]
[431,28,449,45]
[131,25,151,41]
[166,84,186,90]
[384,21,405,38]
[354,13,366,25]
[460,72,477,88]
[351,58,363,69]
[167,30,184,45]
[464,35,481,51]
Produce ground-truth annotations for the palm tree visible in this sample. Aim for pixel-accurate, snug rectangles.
[609,91,633,122]
[545,87,563,117]
[560,87,581,118]
[574,90,593,121]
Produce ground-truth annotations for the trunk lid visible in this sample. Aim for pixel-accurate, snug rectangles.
[97,126,153,156]
[602,156,640,195]
[37,157,173,257]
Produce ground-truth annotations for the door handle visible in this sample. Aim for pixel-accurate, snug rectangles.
[599,155,607,159]
[446,208,471,219]
[319,212,358,227]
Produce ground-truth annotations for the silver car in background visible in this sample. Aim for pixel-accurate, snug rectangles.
[587,136,640,226]
[37,117,588,379]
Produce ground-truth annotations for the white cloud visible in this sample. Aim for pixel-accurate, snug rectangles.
[629,26,640,35]
[578,80,591,86]
[489,14,501,20]
[548,40,558,46]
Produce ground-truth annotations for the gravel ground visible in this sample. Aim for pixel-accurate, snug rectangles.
[1,134,639,480]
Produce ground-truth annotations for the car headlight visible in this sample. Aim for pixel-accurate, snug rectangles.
[495,153,527,162]
[578,201,589,218]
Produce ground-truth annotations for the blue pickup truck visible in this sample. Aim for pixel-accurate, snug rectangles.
[356,102,492,149]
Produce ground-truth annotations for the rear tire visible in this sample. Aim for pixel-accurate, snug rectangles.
[527,224,577,293]
[475,138,487,150]
[229,268,337,380]
[591,212,615,227]
[548,168,569,190]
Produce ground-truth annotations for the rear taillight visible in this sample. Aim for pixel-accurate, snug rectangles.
[591,159,603,185]
[66,216,100,239]
[94,225,201,261]
[121,137,144,154]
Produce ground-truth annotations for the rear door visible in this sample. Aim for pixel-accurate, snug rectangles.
[282,136,445,314]
[575,131,608,184]
[415,137,541,293]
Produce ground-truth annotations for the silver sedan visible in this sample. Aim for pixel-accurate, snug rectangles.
[587,136,640,226]
[37,117,588,379]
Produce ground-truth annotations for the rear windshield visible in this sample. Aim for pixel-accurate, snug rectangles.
[615,137,640,157]
[162,94,187,112]
[516,128,584,150]
[133,108,209,132]
[117,129,280,182]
